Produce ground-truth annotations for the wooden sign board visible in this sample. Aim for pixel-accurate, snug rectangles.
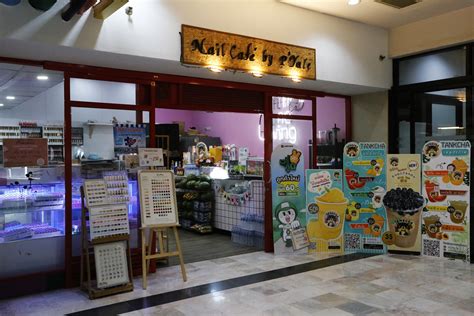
[138,170,179,227]
[181,25,316,80]
[3,138,48,167]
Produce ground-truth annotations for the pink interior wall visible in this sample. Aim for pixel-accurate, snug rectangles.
[156,108,264,157]
[316,97,346,142]
[157,97,347,166]
[156,108,196,131]
[192,111,264,157]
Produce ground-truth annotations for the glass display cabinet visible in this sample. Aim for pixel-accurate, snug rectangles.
[0,166,65,278]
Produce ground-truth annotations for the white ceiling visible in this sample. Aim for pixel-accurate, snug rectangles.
[280,0,474,29]
[0,63,63,109]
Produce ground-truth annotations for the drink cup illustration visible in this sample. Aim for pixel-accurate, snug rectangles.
[383,188,425,247]
[423,215,441,238]
[448,200,468,224]
[315,188,348,240]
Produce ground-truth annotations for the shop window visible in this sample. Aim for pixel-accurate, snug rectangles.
[272,118,312,170]
[272,96,312,116]
[412,88,467,153]
[316,97,346,168]
[398,47,466,86]
[70,108,147,256]
[0,63,65,278]
[70,78,136,105]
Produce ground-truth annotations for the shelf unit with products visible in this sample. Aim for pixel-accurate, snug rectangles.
[0,125,21,165]
[19,122,42,139]
[71,127,84,146]
[42,126,64,163]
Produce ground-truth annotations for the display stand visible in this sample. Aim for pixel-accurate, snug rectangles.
[79,186,134,299]
[138,170,187,289]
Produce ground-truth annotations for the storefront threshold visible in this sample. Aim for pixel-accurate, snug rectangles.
[67,252,375,316]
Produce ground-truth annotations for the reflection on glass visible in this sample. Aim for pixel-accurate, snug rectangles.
[399,48,466,85]
[272,96,312,116]
[414,88,466,153]
[272,118,312,170]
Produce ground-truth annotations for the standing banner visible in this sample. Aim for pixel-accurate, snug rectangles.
[384,154,423,253]
[305,169,345,254]
[343,142,387,254]
[422,141,470,262]
[272,144,308,254]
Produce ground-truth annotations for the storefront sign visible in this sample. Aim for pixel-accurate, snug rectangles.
[343,142,387,254]
[305,169,345,254]
[384,154,422,253]
[422,141,470,262]
[271,144,307,255]
[113,124,146,155]
[181,25,316,80]
[3,138,48,167]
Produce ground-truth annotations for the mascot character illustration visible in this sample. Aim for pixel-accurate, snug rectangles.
[275,202,301,247]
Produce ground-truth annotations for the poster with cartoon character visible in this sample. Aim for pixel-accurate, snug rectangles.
[113,124,147,155]
[272,144,308,254]
[422,140,470,262]
[343,142,387,254]
[306,169,345,254]
[384,154,423,253]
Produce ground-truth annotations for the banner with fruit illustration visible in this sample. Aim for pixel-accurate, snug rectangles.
[384,154,423,253]
[422,140,470,262]
[343,142,387,254]
[272,144,308,254]
[305,169,345,254]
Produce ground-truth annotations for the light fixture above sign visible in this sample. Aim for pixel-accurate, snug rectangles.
[181,25,316,81]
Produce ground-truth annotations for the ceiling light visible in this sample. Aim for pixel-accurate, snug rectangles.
[37,75,49,80]
[6,96,15,100]
[290,76,301,83]
[437,126,465,130]
[251,71,263,78]
[348,0,361,5]
[207,65,223,73]
[0,103,3,107]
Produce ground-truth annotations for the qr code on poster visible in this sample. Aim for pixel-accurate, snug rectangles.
[423,239,440,257]
[345,233,361,250]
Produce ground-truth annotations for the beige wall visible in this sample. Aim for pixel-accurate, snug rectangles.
[351,91,389,144]
[390,6,474,57]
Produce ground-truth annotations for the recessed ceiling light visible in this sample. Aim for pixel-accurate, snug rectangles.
[348,0,361,5]
[207,65,223,73]
[37,75,49,80]
[6,96,15,100]
[0,103,3,107]
[251,71,263,78]
[290,76,302,83]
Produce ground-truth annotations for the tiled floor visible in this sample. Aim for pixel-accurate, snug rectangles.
[1,252,472,316]
[122,255,473,316]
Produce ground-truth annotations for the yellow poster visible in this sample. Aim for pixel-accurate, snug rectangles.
[384,154,422,253]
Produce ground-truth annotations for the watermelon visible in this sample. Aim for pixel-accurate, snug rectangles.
[200,192,213,201]
[197,182,211,191]
[187,174,198,181]
[186,180,196,189]
[199,174,211,182]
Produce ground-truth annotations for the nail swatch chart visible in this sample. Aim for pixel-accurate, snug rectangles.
[138,170,178,226]
[94,241,129,289]
[89,204,130,240]
[84,180,108,207]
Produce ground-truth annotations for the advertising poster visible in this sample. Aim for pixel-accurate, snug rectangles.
[3,138,48,167]
[422,140,470,262]
[343,142,387,254]
[305,169,345,254]
[384,154,423,253]
[113,124,146,155]
[138,148,164,167]
[272,144,308,255]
